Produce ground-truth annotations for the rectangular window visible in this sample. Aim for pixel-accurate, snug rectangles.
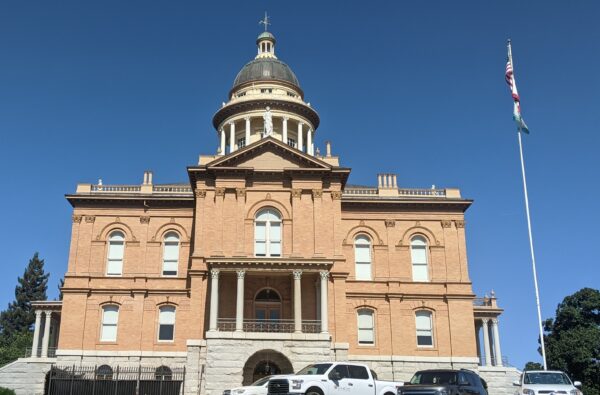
[237,137,246,148]
[416,311,433,347]
[158,307,176,341]
[107,242,124,276]
[255,222,266,256]
[269,222,281,257]
[348,365,370,380]
[357,310,374,345]
[411,245,428,281]
[100,306,119,342]
[287,138,296,148]
[355,244,371,280]
[162,242,179,276]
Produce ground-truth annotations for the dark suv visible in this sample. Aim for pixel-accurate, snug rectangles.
[399,369,488,395]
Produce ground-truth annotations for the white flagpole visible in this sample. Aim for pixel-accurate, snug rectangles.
[510,40,548,370]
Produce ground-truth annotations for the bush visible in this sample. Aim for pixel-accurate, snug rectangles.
[0,387,16,395]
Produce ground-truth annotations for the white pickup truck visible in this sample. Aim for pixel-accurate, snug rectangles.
[266,362,403,395]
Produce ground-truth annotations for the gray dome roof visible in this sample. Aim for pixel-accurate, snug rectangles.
[232,58,300,90]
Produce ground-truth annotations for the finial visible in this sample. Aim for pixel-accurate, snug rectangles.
[259,12,271,32]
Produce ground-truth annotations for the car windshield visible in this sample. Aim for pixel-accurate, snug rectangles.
[297,364,333,375]
[410,372,458,385]
[251,376,272,386]
[524,373,571,385]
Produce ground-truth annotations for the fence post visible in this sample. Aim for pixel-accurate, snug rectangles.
[182,366,187,395]
[47,366,54,395]
[136,364,141,395]
[69,364,75,395]
[114,365,120,395]
[91,365,97,395]
[159,368,164,395]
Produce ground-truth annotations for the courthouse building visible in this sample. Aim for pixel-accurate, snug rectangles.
[0,28,519,395]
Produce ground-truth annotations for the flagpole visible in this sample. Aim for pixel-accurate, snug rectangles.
[516,127,548,370]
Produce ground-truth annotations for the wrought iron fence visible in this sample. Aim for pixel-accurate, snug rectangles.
[216,318,321,333]
[45,365,185,395]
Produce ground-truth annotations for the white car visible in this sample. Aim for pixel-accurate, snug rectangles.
[514,370,583,395]
[225,375,287,395]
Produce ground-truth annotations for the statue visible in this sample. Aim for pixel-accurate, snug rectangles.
[263,107,273,136]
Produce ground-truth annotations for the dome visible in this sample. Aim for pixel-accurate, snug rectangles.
[256,31,276,44]
[232,58,300,90]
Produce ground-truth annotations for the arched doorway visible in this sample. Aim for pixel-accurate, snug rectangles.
[242,349,294,385]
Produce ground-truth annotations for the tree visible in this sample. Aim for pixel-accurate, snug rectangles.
[57,277,64,301]
[0,253,49,338]
[543,288,600,395]
[524,361,544,371]
[0,331,32,367]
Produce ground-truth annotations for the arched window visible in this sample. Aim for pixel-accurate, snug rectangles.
[354,235,372,280]
[96,365,113,380]
[254,288,281,321]
[100,305,119,342]
[254,209,281,257]
[158,306,176,341]
[162,232,180,276]
[106,231,125,276]
[415,310,434,347]
[155,366,172,381]
[357,309,375,345]
[411,236,429,282]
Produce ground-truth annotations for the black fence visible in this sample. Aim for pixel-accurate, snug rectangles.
[45,365,185,395]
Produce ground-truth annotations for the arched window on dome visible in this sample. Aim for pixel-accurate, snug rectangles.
[354,235,372,280]
[411,236,429,282]
[106,231,125,276]
[162,232,180,277]
[254,209,281,257]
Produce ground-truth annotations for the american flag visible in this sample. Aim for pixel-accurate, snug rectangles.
[506,40,529,133]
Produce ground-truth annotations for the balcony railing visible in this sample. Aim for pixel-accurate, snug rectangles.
[91,184,141,192]
[24,346,56,358]
[473,298,493,307]
[479,355,511,367]
[343,187,447,197]
[217,318,321,333]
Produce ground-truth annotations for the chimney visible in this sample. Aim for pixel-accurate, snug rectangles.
[377,173,399,196]
[141,170,153,193]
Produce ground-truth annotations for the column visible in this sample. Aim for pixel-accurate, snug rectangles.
[491,318,503,366]
[220,129,226,155]
[235,270,246,332]
[31,310,42,358]
[41,311,52,358]
[298,122,303,152]
[209,269,220,331]
[320,271,329,333]
[474,322,481,364]
[481,318,491,366]
[245,117,251,146]
[229,122,236,153]
[307,128,313,155]
[293,270,302,333]
[282,117,288,144]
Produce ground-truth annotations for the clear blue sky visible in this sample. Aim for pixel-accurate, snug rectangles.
[1,1,598,369]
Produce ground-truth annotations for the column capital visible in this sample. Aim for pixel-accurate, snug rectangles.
[236,269,246,279]
[291,189,302,199]
[35,310,43,317]
[229,121,235,126]
[491,318,499,325]
[283,116,289,121]
[292,270,303,280]
[319,270,329,280]
[211,269,220,279]
[44,310,52,317]
[481,317,490,324]
[244,116,251,122]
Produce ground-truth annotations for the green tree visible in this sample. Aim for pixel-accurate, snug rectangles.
[57,277,64,301]
[524,361,544,371]
[0,253,49,337]
[543,288,600,395]
[0,331,32,367]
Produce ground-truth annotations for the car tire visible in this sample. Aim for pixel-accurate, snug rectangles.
[306,387,323,395]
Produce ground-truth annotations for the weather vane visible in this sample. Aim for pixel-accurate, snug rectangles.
[259,12,271,31]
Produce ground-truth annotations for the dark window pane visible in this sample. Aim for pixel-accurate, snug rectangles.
[348,365,369,380]
[159,324,174,341]
[417,335,433,346]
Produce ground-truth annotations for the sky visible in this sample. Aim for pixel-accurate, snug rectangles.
[0,1,599,370]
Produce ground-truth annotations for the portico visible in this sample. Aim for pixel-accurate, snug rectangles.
[474,293,505,367]
[29,301,62,359]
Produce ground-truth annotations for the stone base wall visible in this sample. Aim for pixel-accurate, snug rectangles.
[0,358,55,395]
[479,366,521,395]
[204,332,331,395]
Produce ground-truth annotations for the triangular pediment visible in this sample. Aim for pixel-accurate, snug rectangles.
[206,137,332,170]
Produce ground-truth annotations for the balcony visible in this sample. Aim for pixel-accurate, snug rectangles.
[216,318,321,333]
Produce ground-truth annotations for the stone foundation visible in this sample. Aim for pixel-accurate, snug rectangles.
[479,366,521,395]
[0,358,55,395]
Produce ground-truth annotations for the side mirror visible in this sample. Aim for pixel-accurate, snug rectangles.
[573,381,582,388]
[513,381,521,386]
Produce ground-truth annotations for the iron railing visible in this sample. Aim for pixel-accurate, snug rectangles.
[45,365,185,395]
[473,298,493,307]
[479,355,511,367]
[25,346,56,358]
[216,318,321,333]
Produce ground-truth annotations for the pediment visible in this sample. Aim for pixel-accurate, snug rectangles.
[207,137,332,170]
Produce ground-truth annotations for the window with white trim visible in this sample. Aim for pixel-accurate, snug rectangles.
[158,306,176,341]
[162,232,179,276]
[415,310,434,347]
[100,305,119,342]
[354,235,372,280]
[357,309,375,345]
[254,209,281,257]
[411,236,429,282]
[237,137,246,148]
[107,231,125,276]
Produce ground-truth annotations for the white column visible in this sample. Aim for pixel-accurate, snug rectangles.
[41,311,52,358]
[482,318,492,366]
[320,271,329,333]
[229,122,236,153]
[307,128,313,155]
[298,123,303,152]
[293,270,302,333]
[31,310,42,358]
[282,117,288,144]
[245,117,251,146]
[209,269,220,331]
[492,318,503,366]
[475,322,482,363]
[235,270,246,332]
[220,129,226,155]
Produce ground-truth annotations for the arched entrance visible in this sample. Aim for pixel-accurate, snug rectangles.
[242,349,294,385]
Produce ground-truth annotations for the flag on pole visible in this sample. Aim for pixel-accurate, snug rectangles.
[506,40,529,133]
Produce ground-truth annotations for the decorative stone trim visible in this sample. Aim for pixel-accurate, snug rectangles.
[455,220,465,228]
[72,215,82,223]
[319,270,329,280]
[236,269,246,279]
[140,216,150,224]
[215,187,226,197]
[84,216,95,223]
[210,269,220,279]
[312,189,323,199]
[331,191,342,200]
[291,189,302,198]
[292,270,303,280]
[441,220,452,228]
[236,188,246,198]
[385,219,395,228]
[195,189,207,198]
